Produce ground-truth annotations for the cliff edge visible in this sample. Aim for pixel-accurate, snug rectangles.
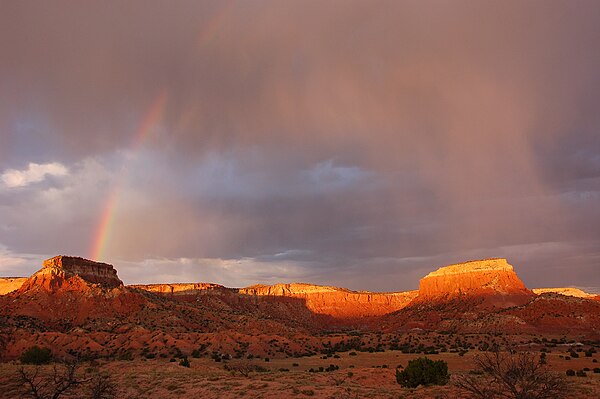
[18,256,123,291]
[418,258,531,299]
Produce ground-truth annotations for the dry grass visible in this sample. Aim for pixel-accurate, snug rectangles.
[0,350,598,399]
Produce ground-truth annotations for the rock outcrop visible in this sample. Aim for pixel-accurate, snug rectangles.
[532,287,595,298]
[19,256,123,291]
[0,277,27,295]
[418,258,532,300]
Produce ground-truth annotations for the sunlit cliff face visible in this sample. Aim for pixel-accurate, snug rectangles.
[0,1,600,291]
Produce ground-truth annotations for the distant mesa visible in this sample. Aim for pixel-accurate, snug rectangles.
[418,258,532,299]
[18,255,123,292]
[131,281,419,318]
[237,283,419,318]
[129,282,230,295]
[532,287,595,298]
[1,255,593,313]
[0,277,28,295]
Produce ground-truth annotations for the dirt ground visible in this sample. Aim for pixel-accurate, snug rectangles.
[1,349,599,399]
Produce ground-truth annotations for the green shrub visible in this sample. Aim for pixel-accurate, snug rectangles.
[20,346,52,365]
[566,369,575,376]
[117,351,133,361]
[396,357,449,388]
[179,357,190,367]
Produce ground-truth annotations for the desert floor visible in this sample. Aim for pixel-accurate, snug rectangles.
[1,349,599,398]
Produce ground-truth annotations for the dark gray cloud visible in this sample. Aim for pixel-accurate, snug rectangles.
[1,1,599,291]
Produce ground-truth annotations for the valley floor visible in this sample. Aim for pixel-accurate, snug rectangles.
[1,349,599,398]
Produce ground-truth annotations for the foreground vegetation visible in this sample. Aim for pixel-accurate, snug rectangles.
[1,335,599,399]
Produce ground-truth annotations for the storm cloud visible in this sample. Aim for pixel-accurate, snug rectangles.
[1,1,599,291]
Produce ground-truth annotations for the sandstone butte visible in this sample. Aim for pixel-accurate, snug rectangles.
[17,255,123,292]
[1,256,595,317]
[418,258,531,298]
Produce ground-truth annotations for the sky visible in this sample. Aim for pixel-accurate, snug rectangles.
[0,1,599,292]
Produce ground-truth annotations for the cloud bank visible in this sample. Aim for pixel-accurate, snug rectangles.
[0,1,599,291]
[1,162,68,188]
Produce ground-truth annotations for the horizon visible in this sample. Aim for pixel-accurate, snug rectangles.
[1,1,600,292]
[5,254,600,295]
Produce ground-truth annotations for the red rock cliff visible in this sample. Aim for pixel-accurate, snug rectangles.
[132,281,417,318]
[130,282,231,295]
[238,283,417,318]
[19,256,123,291]
[418,258,531,298]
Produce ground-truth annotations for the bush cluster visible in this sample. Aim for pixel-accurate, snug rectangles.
[20,346,53,365]
[396,357,449,388]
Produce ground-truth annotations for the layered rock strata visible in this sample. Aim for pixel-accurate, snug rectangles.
[132,281,418,318]
[130,283,232,295]
[239,283,418,318]
[418,258,531,298]
[19,256,123,291]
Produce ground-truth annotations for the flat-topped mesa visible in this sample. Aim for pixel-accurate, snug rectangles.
[0,277,28,295]
[239,283,418,318]
[240,283,348,296]
[19,256,123,291]
[130,283,231,295]
[418,258,531,298]
[532,287,595,298]
[134,281,417,318]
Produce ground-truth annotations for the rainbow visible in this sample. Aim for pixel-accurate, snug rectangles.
[197,1,234,48]
[89,91,167,261]
[89,1,234,262]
